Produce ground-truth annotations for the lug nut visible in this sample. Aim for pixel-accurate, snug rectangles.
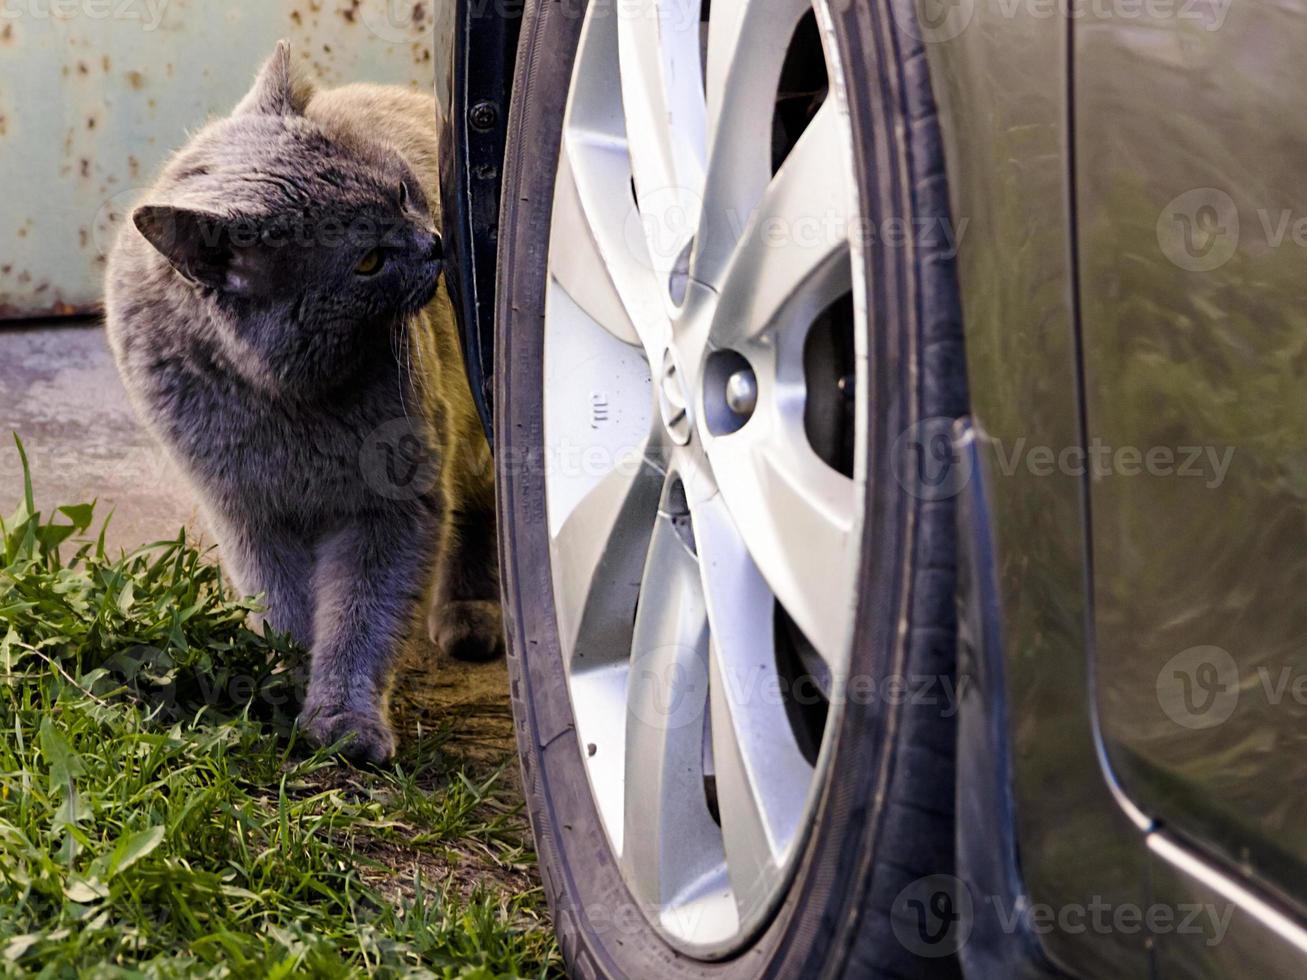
[724,367,758,419]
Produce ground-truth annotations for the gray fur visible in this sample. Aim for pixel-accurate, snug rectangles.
[105,42,501,764]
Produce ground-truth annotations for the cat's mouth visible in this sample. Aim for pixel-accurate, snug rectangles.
[402,262,444,313]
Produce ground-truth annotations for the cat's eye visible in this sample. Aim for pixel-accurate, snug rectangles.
[355,249,385,276]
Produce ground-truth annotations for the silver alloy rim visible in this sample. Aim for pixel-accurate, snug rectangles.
[541,0,866,957]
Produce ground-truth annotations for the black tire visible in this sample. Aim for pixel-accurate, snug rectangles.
[493,0,970,975]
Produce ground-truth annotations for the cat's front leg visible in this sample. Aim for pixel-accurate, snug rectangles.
[215,519,316,649]
[300,506,439,763]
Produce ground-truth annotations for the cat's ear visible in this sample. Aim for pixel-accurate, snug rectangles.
[133,205,242,291]
[233,40,311,117]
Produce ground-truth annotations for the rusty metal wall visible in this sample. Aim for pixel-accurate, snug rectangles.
[0,0,448,320]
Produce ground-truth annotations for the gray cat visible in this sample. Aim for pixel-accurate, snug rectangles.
[105,42,501,763]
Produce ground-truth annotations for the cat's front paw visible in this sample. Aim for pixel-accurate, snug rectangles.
[429,599,505,663]
[298,698,396,765]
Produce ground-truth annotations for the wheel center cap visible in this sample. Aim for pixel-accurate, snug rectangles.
[658,351,693,445]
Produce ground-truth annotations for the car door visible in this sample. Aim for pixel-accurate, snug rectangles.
[1076,0,1307,968]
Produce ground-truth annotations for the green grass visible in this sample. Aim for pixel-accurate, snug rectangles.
[0,437,558,978]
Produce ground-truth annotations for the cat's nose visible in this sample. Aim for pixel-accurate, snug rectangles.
[426,234,443,263]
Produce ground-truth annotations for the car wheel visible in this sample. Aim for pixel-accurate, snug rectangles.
[494,0,969,974]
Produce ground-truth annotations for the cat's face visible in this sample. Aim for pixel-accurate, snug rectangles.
[130,43,443,387]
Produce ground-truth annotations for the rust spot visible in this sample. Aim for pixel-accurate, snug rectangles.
[16,230,26,240]
[0,24,13,43]
[0,297,98,321]
[340,0,361,23]
[18,270,30,281]
[80,159,91,178]
[126,70,146,90]
[77,61,89,75]
[290,9,303,24]
[128,155,141,177]
[102,55,111,72]
[412,3,426,25]
[79,229,90,248]
[87,116,97,130]
[323,43,332,53]
[0,115,6,137]
[35,283,48,294]
[0,266,11,276]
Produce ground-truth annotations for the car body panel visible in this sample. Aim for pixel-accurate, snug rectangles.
[1076,0,1307,920]
[922,5,1150,975]
[1149,830,1307,976]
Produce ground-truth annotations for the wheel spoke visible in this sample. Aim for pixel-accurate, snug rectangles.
[705,103,854,348]
[549,448,666,670]
[695,0,812,286]
[692,495,815,914]
[550,138,664,351]
[553,0,667,354]
[705,409,858,674]
[617,0,707,282]
[621,506,725,912]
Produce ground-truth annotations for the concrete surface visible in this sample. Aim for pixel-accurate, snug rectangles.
[0,319,203,553]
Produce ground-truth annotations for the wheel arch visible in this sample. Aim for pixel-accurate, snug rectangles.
[438,0,523,443]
